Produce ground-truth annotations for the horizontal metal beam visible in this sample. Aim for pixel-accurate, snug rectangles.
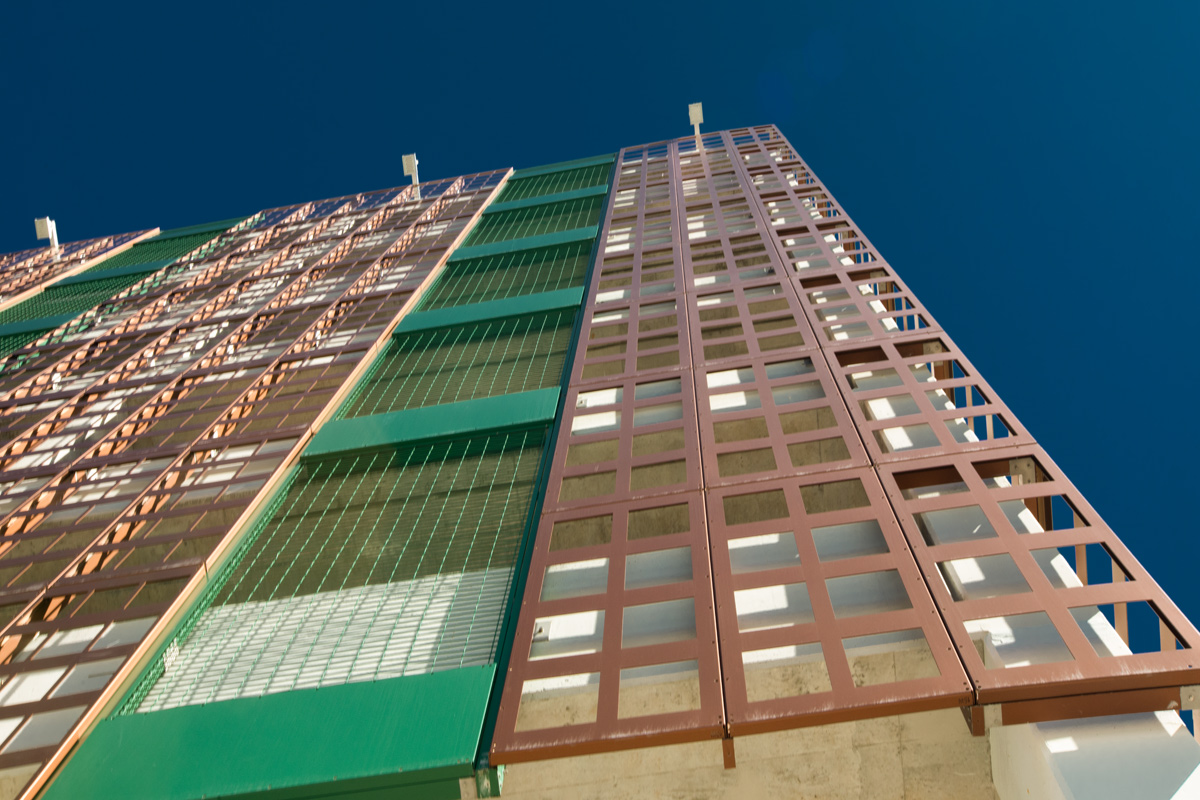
[398,288,584,335]
[307,387,560,459]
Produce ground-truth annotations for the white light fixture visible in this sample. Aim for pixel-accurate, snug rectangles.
[402,153,420,200]
[688,102,704,141]
[35,217,60,260]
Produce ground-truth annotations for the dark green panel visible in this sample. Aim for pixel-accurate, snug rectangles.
[54,257,175,287]
[396,288,582,334]
[310,389,558,458]
[485,184,608,215]
[495,162,612,204]
[42,667,493,800]
[448,226,598,262]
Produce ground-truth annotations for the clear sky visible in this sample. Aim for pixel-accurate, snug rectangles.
[2,1,1198,646]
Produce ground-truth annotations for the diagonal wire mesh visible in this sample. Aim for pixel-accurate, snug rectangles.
[133,429,547,713]
[493,164,611,204]
[464,196,605,246]
[420,242,593,310]
[339,309,575,417]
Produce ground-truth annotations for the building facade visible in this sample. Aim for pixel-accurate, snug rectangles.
[0,125,1195,799]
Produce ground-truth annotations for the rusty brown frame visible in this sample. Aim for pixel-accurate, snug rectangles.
[876,446,1200,708]
[693,352,869,488]
[491,491,724,762]
[707,469,972,736]
[823,333,1036,464]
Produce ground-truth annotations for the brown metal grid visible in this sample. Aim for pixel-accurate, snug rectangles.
[823,333,1035,464]
[0,171,511,794]
[694,353,869,488]
[491,491,724,762]
[876,446,1200,711]
[793,265,940,344]
[708,470,971,735]
[684,278,817,366]
[570,292,691,385]
[543,371,704,515]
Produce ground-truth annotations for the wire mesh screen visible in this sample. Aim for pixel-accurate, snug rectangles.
[494,164,611,204]
[0,275,150,325]
[135,428,547,713]
[75,228,227,274]
[464,196,605,247]
[339,310,575,417]
[420,242,593,310]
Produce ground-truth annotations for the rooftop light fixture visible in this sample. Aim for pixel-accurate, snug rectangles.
[402,153,420,200]
[35,216,60,260]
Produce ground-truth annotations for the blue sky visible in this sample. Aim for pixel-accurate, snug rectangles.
[2,1,1198,641]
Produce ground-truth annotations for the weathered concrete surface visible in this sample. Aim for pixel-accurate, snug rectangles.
[491,708,998,800]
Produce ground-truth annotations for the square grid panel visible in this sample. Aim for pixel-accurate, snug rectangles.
[878,447,1199,707]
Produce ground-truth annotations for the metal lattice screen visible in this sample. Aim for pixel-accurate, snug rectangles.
[339,310,576,417]
[133,428,546,713]
[420,242,593,310]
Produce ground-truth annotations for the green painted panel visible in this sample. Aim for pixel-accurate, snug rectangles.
[0,312,79,339]
[447,226,598,263]
[464,196,604,247]
[153,216,247,240]
[484,184,608,215]
[54,257,175,287]
[509,153,615,179]
[42,666,493,800]
[396,288,583,334]
[306,388,559,459]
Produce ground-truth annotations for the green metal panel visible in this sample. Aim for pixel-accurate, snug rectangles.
[396,288,583,334]
[74,227,222,274]
[509,153,615,180]
[308,389,559,458]
[484,184,608,215]
[42,666,493,800]
[54,257,175,287]
[462,195,605,247]
[0,330,43,361]
[0,313,79,339]
[152,216,247,240]
[447,226,598,263]
[420,240,593,310]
